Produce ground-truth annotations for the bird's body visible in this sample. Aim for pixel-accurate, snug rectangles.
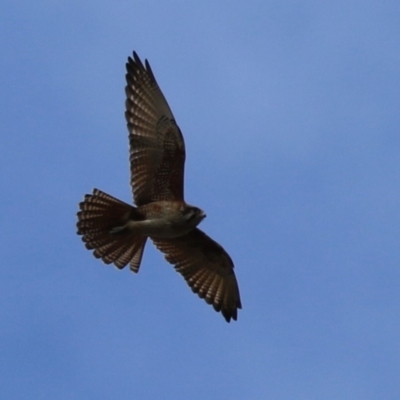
[112,200,205,238]
[77,52,241,322]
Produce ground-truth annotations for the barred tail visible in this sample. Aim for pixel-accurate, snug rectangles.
[77,189,147,272]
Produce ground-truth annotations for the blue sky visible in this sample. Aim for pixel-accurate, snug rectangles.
[1,1,399,399]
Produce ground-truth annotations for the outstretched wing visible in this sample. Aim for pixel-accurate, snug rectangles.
[125,52,186,206]
[152,229,242,322]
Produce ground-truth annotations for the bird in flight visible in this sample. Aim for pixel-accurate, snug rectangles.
[77,52,241,322]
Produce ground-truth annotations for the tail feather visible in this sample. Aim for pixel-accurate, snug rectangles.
[114,239,146,272]
[77,189,147,272]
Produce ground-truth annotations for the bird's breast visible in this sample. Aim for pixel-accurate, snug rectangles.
[133,201,195,238]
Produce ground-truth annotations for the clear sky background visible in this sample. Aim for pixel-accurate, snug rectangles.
[1,1,399,399]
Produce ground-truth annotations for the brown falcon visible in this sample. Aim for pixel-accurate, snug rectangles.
[77,52,241,322]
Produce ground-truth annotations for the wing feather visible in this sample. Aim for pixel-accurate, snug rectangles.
[125,52,185,205]
[152,228,241,322]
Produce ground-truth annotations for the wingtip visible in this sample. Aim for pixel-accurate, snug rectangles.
[126,51,156,84]
[133,51,143,66]
[222,309,238,323]
[127,51,142,70]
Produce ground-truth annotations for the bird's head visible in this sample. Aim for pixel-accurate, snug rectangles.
[182,205,206,228]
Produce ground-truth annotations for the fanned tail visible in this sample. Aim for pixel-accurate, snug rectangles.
[77,189,147,272]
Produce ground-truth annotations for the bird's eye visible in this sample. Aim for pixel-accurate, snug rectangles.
[184,209,196,221]
[183,207,200,221]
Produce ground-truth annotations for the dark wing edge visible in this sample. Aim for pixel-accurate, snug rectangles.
[152,228,242,322]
